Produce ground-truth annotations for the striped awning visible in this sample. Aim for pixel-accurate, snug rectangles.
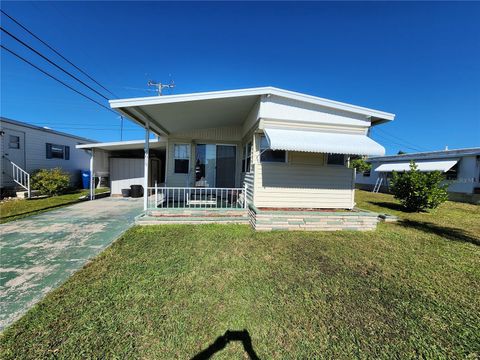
[374,159,458,172]
[263,127,385,156]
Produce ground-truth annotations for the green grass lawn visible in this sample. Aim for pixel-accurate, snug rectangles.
[0,188,110,223]
[1,191,479,359]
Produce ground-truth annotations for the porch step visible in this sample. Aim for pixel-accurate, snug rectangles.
[15,190,42,199]
[136,214,249,225]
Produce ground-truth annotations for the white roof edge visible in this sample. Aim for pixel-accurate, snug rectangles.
[369,147,480,162]
[76,138,165,149]
[109,87,395,122]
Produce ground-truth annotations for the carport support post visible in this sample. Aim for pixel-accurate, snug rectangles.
[89,149,95,201]
[144,121,150,211]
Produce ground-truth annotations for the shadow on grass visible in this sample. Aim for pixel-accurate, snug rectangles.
[367,201,409,213]
[399,219,480,246]
[191,329,260,360]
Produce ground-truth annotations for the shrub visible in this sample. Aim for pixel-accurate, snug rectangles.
[350,158,372,173]
[31,168,70,196]
[390,161,449,212]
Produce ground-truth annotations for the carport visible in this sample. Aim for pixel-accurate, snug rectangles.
[76,138,166,199]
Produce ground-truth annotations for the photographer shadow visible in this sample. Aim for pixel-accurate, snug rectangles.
[191,329,260,360]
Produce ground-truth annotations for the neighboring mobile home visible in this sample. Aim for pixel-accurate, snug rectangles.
[78,87,395,230]
[356,148,480,204]
[0,117,95,197]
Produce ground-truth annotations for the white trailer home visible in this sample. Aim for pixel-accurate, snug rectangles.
[1,117,95,197]
[78,87,395,231]
[356,148,480,204]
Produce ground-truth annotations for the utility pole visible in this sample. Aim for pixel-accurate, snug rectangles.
[147,80,175,96]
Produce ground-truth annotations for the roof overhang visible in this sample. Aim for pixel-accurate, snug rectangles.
[109,87,395,136]
[374,159,459,173]
[76,138,166,151]
[264,127,385,156]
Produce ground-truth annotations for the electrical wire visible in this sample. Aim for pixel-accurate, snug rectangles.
[1,27,111,101]
[375,128,428,151]
[1,45,117,115]
[0,9,119,98]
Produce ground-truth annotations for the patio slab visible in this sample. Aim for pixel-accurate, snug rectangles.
[0,197,142,330]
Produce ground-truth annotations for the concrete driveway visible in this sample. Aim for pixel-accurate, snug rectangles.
[0,197,142,330]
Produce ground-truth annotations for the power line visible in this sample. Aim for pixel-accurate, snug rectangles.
[0,9,119,98]
[1,26,110,101]
[1,45,117,115]
[375,128,428,151]
[371,130,423,152]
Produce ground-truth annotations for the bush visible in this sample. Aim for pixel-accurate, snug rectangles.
[390,161,449,212]
[31,168,70,196]
[350,158,372,173]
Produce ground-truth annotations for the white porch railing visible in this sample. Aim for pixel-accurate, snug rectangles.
[146,185,247,210]
[11,161,31,198]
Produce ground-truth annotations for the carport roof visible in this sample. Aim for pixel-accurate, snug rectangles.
[76,138,166,151]
[109,87,395,136]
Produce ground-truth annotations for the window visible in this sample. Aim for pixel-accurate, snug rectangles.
[445,163,458,180]
[9,135,20,149]
[327,154,345,166]
[363,169,371,177]
[174,144,190,174]
[46,143,70,160]
[260,135,286,163]
[242,142,252,172]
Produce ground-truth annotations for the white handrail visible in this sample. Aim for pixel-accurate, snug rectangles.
[11,161,31,198]
[146,186,246,210]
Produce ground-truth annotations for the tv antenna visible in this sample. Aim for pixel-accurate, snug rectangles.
[147,79,175,96]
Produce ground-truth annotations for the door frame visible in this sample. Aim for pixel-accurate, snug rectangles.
[194,143,237,188]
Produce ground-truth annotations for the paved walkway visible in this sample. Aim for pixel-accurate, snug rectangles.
[0,197,142,330]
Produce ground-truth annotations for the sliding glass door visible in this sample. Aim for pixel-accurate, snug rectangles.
[195,144,236,188]
[216,145,236,188]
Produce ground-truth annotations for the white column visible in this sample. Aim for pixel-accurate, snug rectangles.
[89,148,94,200]
[144,122,150,211]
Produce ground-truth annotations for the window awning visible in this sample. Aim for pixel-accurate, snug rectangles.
[374,159,458,172]
[263,128,385,156]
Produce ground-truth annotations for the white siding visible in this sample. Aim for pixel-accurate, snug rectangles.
[242,172,254,204]
[259,95,371,128]
[110,158,144,195]
[0,121,91,187]
[254,161,355,209]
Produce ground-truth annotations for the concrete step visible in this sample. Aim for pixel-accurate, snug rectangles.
[15,190,42,199]
[136,214,249,225]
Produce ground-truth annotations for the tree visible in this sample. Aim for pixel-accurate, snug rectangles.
[390,161,449,212]
[349,158,372,173]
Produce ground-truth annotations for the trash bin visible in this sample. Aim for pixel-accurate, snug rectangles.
[81,170,90,189]
[121,189,131,198]
[130,185,143,198]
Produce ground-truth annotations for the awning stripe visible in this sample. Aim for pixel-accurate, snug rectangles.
[264,128,385,156]
[374,159,459,172]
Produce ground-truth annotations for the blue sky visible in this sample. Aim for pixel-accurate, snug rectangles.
[1,1,479,154]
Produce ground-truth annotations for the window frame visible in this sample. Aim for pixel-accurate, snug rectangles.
[242,141,252,172]
[259,135,287,164]
[173,143,190,174]
[46,143,70,160]
[327,153,346,166]
[445,163,458,181]
[9,135,20,149]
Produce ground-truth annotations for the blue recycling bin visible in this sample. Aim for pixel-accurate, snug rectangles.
[81,170,91,189]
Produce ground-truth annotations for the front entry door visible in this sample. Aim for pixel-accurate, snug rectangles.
[1,128,26,186]
[215,145,236,188]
